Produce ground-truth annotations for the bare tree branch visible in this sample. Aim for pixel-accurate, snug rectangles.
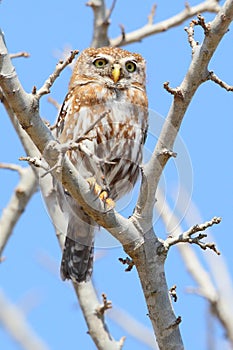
[147,3,157,25]
[208,70,233,91]
[0,88,40,257]
[0,35,145,248]
[9,51,30,59]
[0,162,24,173]
[126,3,233,348]
[156,188,233,346]
[0,48,127,350]
[162,217,221,254]
[36,50,79,97]
[0,28,183,349]
[105,0,118,24]
[87,0,110,47]
[110,0,221,47]
[47,96,61,110]
[1,1,233,349]
[134,0,233,226]
[0,289,50,350]
[0,165,37,258]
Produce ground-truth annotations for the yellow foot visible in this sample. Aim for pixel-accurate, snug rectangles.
[87,177,115,210]
[87,177,102,196]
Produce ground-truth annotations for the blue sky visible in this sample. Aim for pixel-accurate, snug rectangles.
[0,1,233,349]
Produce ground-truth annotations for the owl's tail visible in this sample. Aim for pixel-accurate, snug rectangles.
[60,201,95,283]
[60,235,94,283]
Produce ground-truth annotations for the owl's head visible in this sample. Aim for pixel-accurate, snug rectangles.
[70,47,146,89]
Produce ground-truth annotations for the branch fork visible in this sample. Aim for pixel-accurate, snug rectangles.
[185,14,211,49]
[162,216,221,255]
[163,82,184,98]
[185,14,233,91]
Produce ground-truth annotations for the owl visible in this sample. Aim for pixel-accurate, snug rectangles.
[56,47,148,283]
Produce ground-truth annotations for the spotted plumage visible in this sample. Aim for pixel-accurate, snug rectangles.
[56,47,148,283]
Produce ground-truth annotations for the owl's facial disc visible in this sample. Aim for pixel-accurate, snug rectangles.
[91,54,139,86]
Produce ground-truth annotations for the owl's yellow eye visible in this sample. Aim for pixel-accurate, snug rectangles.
[93,58,108,68]
[125,61,136,72]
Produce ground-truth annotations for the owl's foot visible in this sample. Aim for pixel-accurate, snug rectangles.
[87,177,115,210]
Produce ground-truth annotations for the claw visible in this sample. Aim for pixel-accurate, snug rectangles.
[87,177,102,196]
[104,197,115,210]
[87,177,115,210]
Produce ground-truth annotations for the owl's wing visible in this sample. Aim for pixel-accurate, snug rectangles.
[54,87,98,283]
[55,91,72,138]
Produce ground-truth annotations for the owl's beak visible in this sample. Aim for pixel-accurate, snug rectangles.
[111,64,121,83]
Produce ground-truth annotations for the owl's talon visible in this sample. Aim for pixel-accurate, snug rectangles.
[99,191,115,210]
[105,197,115,210]
[87,178,115,209]
[87,177,102,196]
[99,190,108,201]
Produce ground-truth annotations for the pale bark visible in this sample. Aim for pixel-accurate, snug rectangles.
[1,1,233,349]
[0,290,50,350]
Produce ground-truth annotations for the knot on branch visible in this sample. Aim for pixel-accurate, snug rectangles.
[96,293,112,317]
[118,257,134,272]
[159,148,177,159]
[19,156,43,169]
[164,82,184,99]
[86,1,100,8]
[169,285,178,302]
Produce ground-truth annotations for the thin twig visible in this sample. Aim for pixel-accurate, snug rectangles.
[42,110,111,177]
[163,82,184,98]
[209,71,233,91]
[19,156,46,169]
[73,281,124,349]
[184,22,199,49]
[162,217,221,254]
[9,51,30,59]
[196,13,211,35]
[0,166,37,259]
[119,24,126,42]
[110,0,220,46]
[0,162,24,174]
[156,188,233,345]
[47,96,61,110]
[96,293,112,316]
[36,50,79,97]
[147,3,157,25]
[185,13,212,51]
[105,0,118,24]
